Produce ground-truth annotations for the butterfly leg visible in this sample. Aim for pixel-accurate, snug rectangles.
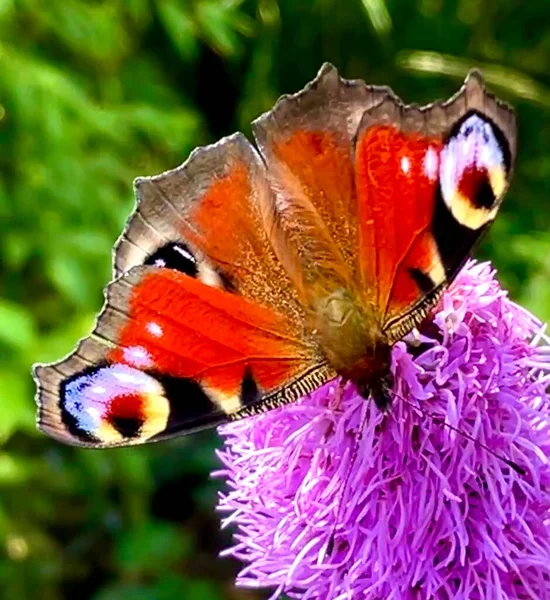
[403,327,422,347]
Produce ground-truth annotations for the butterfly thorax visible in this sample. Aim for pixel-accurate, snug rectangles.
[313,288,393,409]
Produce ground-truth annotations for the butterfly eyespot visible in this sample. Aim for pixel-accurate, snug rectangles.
[143,241,237,292]
[59,365,170,445]
[145,242,198,276]
[439,112,511,230]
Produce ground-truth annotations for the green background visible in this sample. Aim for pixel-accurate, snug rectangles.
[1,1,549,599]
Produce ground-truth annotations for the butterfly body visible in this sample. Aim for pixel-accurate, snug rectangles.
[305,285,389,405]
[33,65,516,448]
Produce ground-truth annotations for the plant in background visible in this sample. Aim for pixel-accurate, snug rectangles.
[5,1,550,598]
[216,261,550,599]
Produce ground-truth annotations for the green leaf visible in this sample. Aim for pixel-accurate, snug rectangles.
[0,371,35,439]
[0,453,31,484]
[115,520,192,575]
[157,0,200,60]
[0,301,35,352]
[93,584,156,600]
[196,0,254,57]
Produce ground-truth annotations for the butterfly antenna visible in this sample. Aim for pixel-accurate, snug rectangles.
[392,390,525,476]
[327,389,372,556]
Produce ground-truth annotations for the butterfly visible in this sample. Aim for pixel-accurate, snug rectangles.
[33,64,516,448]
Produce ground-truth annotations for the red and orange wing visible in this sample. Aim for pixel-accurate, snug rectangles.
[35,133,334,448]
[252,64,389,305]
[354,71,516,341]
[114,132,306,331]
[35,267,332,448]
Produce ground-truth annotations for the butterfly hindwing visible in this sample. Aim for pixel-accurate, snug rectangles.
[34,266,333,448]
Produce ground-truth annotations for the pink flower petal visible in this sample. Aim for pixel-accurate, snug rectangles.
[214,261,550,599]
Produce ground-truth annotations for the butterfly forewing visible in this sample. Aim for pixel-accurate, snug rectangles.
[115,133,308,331]
[36,131,337,448]
[353,71,516,341]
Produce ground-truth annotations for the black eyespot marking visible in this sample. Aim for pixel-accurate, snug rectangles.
[409,268,435,294]
[240,366,261,407]
[150,374,226,438]
[110,415,142,439]
[144,242,238,292]
[145,242,198,277]
[432,188,482,279]
[472,177,496,210]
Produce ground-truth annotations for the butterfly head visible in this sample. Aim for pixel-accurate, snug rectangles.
[356,372,395,411]
[346,340,394,410]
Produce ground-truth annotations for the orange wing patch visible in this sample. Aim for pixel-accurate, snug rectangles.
[269,129,357,257]
[185,163,262,286]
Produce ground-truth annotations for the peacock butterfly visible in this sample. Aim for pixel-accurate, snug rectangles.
[33,64,516,448]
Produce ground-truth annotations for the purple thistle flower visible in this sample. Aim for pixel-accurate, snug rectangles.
[213,261,550,600]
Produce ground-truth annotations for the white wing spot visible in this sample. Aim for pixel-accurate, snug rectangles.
[86,407,101,419]
[122,346,153,369]
[401,156,411,175]
[174,245,196,263]
[423,147,439,182]
[147,322,163,337]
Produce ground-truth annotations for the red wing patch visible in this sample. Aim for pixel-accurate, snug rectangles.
[355,125,445,322]
[111,269,309,394]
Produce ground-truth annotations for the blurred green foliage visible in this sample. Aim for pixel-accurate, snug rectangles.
[1,0,549,598]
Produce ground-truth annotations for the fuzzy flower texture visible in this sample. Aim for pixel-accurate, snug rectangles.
[214,261,550,600]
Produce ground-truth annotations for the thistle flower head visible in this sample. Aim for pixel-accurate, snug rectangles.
[214,261,550,599]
